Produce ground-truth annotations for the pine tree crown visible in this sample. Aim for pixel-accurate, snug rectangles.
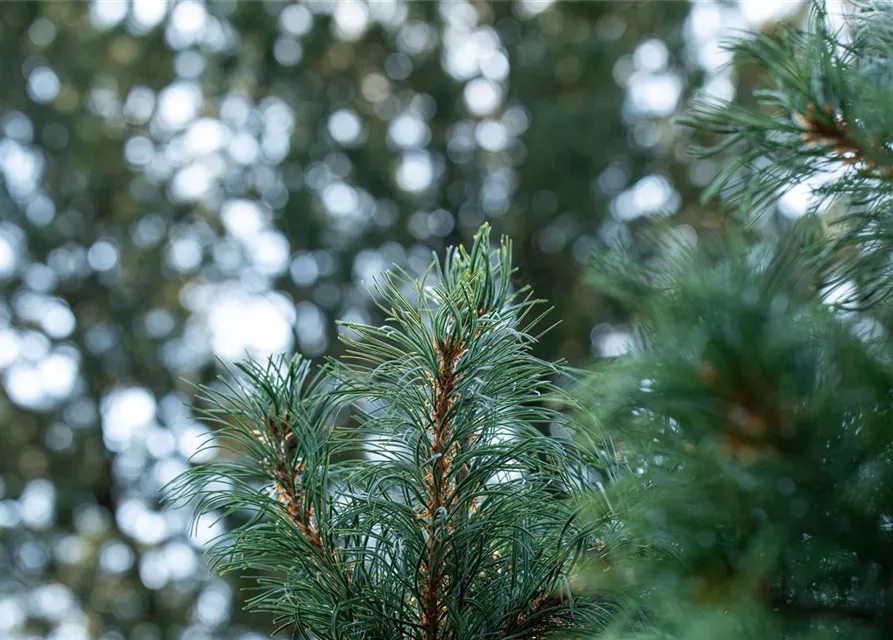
[165,225,611,640]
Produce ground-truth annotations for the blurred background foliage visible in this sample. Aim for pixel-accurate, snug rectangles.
[0,1,806,638]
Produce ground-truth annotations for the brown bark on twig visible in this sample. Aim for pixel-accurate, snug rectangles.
[257,413,323,550]
[419,334,465,640]
[795,103,893,178]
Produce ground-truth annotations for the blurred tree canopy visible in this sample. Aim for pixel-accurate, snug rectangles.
[0,1,790,638]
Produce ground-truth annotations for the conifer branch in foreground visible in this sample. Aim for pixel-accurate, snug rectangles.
[166,225,612,640]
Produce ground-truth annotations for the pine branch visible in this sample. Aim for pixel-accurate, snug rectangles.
[165,225,613,639]
[684,2,893,203]
[683,1,893,309]
[583,228,893,637]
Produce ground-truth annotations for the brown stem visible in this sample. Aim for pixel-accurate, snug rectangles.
[420,334,465,640]
[258,413,323,550]
[796,103,893,178]
[510,593,563,636]
[272,461,323,550]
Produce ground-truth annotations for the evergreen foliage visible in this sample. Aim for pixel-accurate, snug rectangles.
[584,2,893,639]
[681,0,893,307]
[167,225,610,639]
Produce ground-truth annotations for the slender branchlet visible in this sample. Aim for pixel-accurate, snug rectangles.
[419,333,465,640]
[257,412,323,550]
[793,102,893,179]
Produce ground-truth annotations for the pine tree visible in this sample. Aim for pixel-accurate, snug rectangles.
[166,225,612,639]
[583,2,893,639]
